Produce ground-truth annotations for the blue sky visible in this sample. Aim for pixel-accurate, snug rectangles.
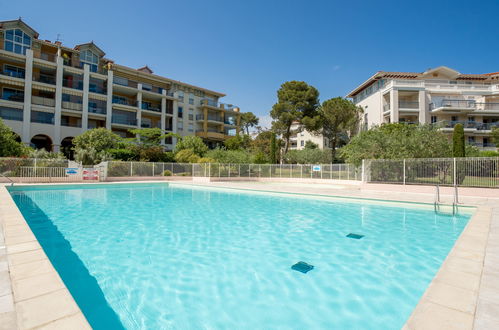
[4,0,499,128]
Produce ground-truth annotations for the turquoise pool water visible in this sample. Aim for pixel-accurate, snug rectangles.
[9,183,471,329]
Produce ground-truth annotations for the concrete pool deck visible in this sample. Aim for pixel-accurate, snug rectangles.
[0,180,497,329]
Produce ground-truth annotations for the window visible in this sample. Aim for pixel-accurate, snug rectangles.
[188,108,193,120]
[189,93,194,105]
[188,124,193,132]
[468,136,475,143]
[80,50,99,72]
[300,140,304,147]
[4,29,31,55]
[142,83,152,91]
[431,116,437,123]
[468,116,475,122]
[3,65,25,79]
[31,111,54,124]
[178,122,183,131]
[451,116,458,122]
[114,76,128,86]
[178,106,183,118]
[484,137,489,145]
[0,106,23,121]
[178,92,184,103]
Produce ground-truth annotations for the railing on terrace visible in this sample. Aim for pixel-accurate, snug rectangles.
[31,96,55,107]
[88,106,107,115]
[63,78,84,90]
[33,75,56,85]
[364,157,499,188]
[433,120,499,130]
[34,52,56,63]
[112,98,137,107]
[398,101,419,109]
[430,99,476,110]
[1,93,24,102]
[111,116,137,126]
[62,101,83,111]
[142,86,163,94]
[141,103,161,112]
[0,70,25,79]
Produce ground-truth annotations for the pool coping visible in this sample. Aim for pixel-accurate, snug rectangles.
[0,181,497,329]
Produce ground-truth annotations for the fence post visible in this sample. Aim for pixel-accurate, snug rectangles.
[130,162,133,176]
[361,160,365,182]
[209,162,211,178]
[300,165,303,179]
[152,162,155,176]
[403,159,406,185]
[249,164,251,178]
[239,164,241,178]
[259,164,261,178]
[453,158,457,187]
[192,163,194,177]
[228,164,231,178]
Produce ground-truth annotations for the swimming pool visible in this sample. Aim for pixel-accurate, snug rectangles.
[9,183,471,329]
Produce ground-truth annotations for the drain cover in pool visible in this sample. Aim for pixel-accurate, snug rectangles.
[291,261,314,273]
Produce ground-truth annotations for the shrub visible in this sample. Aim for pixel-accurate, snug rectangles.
[479,150,499,157]
[198,157,216,163]
[452,124,465,157]
[162,170,172,176]
[283,149,332,164]
[108,148,136,161]
[174,149,197,163]
[174,136,208,156]
[205,148,253,164]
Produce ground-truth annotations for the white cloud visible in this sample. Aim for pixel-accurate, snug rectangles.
[257,114,273,130]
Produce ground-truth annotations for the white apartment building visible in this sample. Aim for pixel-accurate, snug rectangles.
[347,66,499,149]
[289,122,331,150]
[0,19,241,155]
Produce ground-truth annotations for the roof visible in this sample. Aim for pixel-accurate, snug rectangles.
[74,41,106,56]
[347,66,498,97]
[0,18,39,38]
[138,65,153,74]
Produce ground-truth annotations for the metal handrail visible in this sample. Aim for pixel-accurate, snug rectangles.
[434,184,440,213]
[452,185,459,215]
[1,173,14,186]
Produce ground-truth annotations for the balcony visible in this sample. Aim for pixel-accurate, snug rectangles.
[200,99,239,111]
[433,120,499,131]
[33,52,57,63]
[113,78,138,89]
[430,99,476,112]
[195,129,226,140]
[398,101,419,109]
[141,103,161,112]
[141,121,161,128]
[141,85,163,94]
[31,96,55,107]
[196,114,224,122]
[111,115,137,126]
[33,74,56,85]
[63,78,84,90]
[112,97,137,107]
[1,93,24,103]
[0,70,25,79]
[31,111,54,124]
[88,106,107,115]
[62,101,83,112]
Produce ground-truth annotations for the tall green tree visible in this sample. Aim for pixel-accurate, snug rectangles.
[0,118,27,157]
[270,81,319,154]
[174,136,208,156]
[128,128,176,147]
[303,97,363,161]
[452,123,465,157]
[73,128,123,153]
[270,132,278,164]
[240,112,259,135]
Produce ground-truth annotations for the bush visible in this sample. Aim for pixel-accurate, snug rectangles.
[0,118,29,157]
[205,148,253,164]
[198,157,216,163]
[479,150,499,157]
[174,136,208,156]
[283,149,332,164]
[162,170,172,176]
[174,149,198,163]
[108,148,136,161]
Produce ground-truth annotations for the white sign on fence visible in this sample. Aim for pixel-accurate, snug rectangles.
[312,165,321,172]
[65,168,79,176]
[82,169,99,181]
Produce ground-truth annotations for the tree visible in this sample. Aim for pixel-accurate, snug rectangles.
[174,136,208,156]
[224,135,251,150]
[270,81,319,154]
[240,112,259,134]
[0,118,28,157]
[128,128,176,147]
[303,97,363,160]
[270,132,278,164]
[174,149,200,163]
[491,127,499,148]
[340,123,452,166]
[73,128,123,153]
[452,123,465,157]
[304,140,319,150]
[283,149,332,164]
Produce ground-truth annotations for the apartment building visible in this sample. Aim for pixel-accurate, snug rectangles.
[347,66,499,149]
[288,122,331,150]
[0,18,241,153]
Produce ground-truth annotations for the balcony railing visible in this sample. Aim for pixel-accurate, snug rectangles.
[111,116,137,126]
[469,142,498,148]
[477,103,499,111]
[141,103,161,112]
[141,85,163,94]
[141,121,161,128]
[31,96,55,107]
[88,106,107,115]
[61,120,81,128]
[196,114,224,122]
[0,70,25,79]
[62,101,83,111]
[33,75,56,85]
[398,101,419,109]
[433,120,499,130]
[34,52,56,63]
[430,99,476,110]
[113,79,138,89]
[112,97,137,107]
[63,78,84,90]
[1,93,24,102]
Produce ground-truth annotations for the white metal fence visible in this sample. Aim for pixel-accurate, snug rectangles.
[104,161,361,180]
[364,157,499,188]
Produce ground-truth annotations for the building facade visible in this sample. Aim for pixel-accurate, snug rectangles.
[0,19,241,153]
[347,66,499,149]
[288,122,331,150]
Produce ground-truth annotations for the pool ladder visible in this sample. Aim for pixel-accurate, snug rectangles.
[434,184,459,215]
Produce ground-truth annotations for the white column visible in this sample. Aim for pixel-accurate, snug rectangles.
[161,89,166,145]
[172,92,179,146]
[106,70,113,129]
[418,90,427,124]
[137,84,142,129]
[390,89,399,123]
[53,55,64,152]
[22,49,34,144]
[82,64,90,131]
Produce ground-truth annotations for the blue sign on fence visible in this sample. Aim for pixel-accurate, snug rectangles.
[65,168,79,175]
[312,165,321,172]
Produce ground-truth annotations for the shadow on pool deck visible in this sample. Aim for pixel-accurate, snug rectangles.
[12,193,125,330]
